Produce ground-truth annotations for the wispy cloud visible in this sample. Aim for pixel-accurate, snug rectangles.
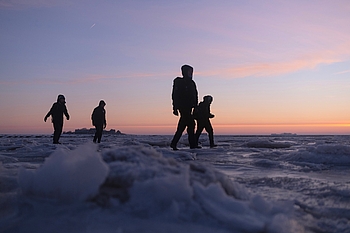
[334,70,350,75]
[199,57,339,79]
[198,44,350,79]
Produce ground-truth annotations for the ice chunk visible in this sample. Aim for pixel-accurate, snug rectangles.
[18,143,109,202]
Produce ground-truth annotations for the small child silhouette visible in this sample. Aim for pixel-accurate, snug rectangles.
[194,95,217,148]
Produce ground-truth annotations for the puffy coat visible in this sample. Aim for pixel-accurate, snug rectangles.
[92,106,106,126]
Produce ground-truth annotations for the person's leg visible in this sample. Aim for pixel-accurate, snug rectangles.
[170,114,187,150]
[204,121,216,147]
[97,126,103,143]
[53,123,63,144]
[93,127,97,143]
[57,124,63,143]
[195,120,205,147]
[179,108,196,148]
[93,125,103,143]
[53,123,58,144]
[93,126,98,143]
[187,119,196,148]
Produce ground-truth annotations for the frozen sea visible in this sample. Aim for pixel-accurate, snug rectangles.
[0,133,349,233]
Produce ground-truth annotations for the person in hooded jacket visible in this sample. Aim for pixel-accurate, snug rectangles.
[44,94,70,144]
[91,100,106,143]
[194,95,217,148]
[170,65,198,150]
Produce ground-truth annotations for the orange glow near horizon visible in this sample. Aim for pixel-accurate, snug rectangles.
[212,123,350,135]
[1,1,350,136]
[103,122,350,135]
[2,123,349,135]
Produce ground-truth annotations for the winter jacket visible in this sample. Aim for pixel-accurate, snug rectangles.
[194,101,214,121]
[45,102,69,124]
[91,106,106,127]
[172,76,198,110]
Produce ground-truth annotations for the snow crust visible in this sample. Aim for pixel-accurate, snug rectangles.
[1,134,349,232]
[13,144,298,233]
[18,143,109,201]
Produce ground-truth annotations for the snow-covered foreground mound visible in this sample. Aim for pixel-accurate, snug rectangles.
[12,143,301,233]
[19,143,109,201]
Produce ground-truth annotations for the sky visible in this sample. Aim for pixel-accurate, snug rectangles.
[0,0,349,135]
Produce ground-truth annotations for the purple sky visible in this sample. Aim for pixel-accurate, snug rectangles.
[1,0,349,134]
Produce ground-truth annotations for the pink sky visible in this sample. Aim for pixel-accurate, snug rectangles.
[0,0,349,135]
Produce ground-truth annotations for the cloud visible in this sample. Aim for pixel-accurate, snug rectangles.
[199,58,338,79]
[334,70,350,75]
[199,46,349,79]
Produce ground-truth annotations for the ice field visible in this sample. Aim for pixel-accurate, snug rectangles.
[0,134,349,233]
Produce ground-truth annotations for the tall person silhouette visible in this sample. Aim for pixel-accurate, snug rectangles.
[170,65,198,150]
[91,100,107,143]
[44,94,70,144]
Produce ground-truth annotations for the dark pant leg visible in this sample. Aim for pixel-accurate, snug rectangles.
[204,120,215,146]
[187,117,196,148]
[94,125,103,143]
[171,114,187,147]
[171,108,195,148]
[195,121,205,145]
[53,122,63,144]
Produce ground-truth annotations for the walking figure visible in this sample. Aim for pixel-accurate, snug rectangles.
[170,65,198,150]
[92,100,107,143]
[194,95,217,148]
[44,94,70,144]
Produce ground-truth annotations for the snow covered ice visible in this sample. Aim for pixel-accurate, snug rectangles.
[0,134,349,232]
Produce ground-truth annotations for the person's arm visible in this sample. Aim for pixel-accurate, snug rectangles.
[192,81,198,108]
[44,103,55,122]
[172,79,179,116]
[91,108,96,126]
[208,105,215,118]
[64,105,70,120]
[103,110,107,128]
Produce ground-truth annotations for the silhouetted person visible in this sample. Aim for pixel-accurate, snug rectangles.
[44,94,70,144]
[92,100,106,143]
[194,95,217,148]
[170,65,198,150]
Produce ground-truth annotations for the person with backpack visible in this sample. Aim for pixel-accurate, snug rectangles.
[170,65,198,150]
[91,100,107,143]
[44,94,70,144]
[194,95,217,148]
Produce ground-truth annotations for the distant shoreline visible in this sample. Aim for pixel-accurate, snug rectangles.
[63,128,125,135]
[1,134,349,138]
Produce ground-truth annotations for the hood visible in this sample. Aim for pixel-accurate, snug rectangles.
[203,95,213,103]
[181,65,193,79]
[57,94,66,103]
[99,100,106,107]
